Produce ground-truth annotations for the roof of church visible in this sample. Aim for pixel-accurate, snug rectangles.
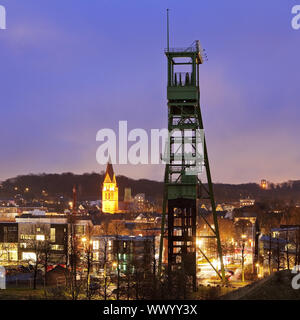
[104,161,115,182]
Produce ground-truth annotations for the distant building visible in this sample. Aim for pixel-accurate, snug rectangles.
[134,213,156,223]
[240,199,255,208]
[0,222,18,263]
[124,188,132,203]
[271,226,300,249]
[133,193,146,212]
[0,206,50,222]
[46,265,68,286]
[16,214,69,263]
[258,234,288,273]
[216,204,224,211]
[260,179,268,190]
[91,235,154,274]
[0,214,94,265]
[102,162,118,214]
[222,204,236,212]
[200,204,208,211]
[117,188,133,213]
[0,207,20,222]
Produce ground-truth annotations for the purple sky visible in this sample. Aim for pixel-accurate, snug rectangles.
[0,0,299,184]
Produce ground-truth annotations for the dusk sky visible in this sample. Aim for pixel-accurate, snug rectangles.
[0,0,299,184]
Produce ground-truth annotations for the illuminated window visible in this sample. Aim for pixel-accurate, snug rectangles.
[22,252,36,262]
[93,241,99,250]
[175,229,182,236]
[93,252,99,261]
[75,225,84,235]
[8,250,18,261]
[50,228,56,242]
[24,235,35,240]
[50,244,64,251]
[36,235,45,241]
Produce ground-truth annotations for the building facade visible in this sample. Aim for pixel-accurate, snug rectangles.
[0,222,18,264]
[0,213,94,266]
[102,162,118,214]
[91,235,154,274]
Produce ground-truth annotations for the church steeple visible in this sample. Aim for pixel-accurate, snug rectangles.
[102,161,118,214]
[104,160,116,183]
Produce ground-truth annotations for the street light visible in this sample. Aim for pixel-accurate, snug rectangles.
[196,238,203,247]
[241,234,246,282]
[255,263,261,277]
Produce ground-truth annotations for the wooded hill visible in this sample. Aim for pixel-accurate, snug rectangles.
[1,173,300,204]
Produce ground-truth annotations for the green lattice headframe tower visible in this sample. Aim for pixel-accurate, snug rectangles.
[165,41,205,200]
[158,40,226,290]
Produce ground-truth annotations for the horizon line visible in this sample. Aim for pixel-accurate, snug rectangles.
[1,171,299,186]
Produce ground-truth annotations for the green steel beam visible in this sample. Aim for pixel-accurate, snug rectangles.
[158,41,225,288]
[158,164,169,277]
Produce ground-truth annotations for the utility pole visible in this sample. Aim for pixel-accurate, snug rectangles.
[241,234,246,282]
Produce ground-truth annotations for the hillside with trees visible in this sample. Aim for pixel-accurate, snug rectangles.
[0,173,300,204]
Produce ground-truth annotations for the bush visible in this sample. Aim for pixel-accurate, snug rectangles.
[46,286,68,300]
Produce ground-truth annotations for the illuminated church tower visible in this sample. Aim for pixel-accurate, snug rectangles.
[102,161,118,214]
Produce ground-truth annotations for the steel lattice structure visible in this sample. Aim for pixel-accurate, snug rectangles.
[158,40,226,290]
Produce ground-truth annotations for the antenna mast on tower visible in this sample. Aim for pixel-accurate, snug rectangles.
[158,10,226,291]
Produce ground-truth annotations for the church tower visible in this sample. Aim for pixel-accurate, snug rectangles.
[102,161,118,214]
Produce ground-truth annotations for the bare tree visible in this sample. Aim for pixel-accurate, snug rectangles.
[295,229,300,267]
[81,225,93,300]
[109,221,124,300]
[0,243,16,263]
[274,235,284,272]
[285,229,290,270]
[268,233,272,274]
[67,214,81,300]
[40,240,52,289]
[95,222,115,300]
[240,238,246,282]
[97,272,114,300]
[235,219,250,282]
[115,235,121,300]
[23,224,52,290]
[100,222,110,300]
